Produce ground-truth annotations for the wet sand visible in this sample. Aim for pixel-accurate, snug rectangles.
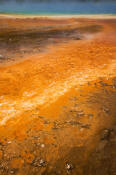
[0,16,116,175]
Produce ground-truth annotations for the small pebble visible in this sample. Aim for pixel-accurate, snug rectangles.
[103,107,110,114]
[66,163,73,170]
[101,129,111,140]
[10,170,14,174]
[39,159,46,167]
[112,85,116,89]
[41,144,45,148]
[0,54,3,59]
[80,128,84,132]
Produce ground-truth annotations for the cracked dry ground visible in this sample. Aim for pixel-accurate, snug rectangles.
[0,17,116,175]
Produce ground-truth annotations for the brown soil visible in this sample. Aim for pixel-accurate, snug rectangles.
[0,16,116,175]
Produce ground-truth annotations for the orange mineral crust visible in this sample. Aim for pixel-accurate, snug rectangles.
[0,17,116,175]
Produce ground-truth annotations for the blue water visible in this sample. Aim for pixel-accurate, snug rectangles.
[0,0,116,15]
